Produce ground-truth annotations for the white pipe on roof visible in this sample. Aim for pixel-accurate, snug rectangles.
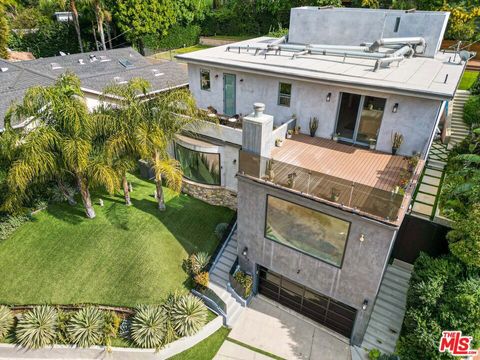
[369,37,426,53]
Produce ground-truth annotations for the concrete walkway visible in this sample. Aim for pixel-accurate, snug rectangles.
[215,340,277,359]
[219,296,351,360]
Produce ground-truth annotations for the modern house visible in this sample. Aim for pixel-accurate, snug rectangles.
[0,47,188,131]
[177,7,467,345]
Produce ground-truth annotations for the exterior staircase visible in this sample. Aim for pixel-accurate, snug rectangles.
[362,260,413,355]
[449,90,471,148]
[208,226,245,327]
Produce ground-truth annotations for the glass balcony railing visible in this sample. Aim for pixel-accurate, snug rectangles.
[238,150,409,222]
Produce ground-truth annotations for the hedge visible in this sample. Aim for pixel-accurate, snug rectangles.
[143,24,201,51]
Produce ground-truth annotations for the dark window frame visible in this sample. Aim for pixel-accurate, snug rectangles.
[278,82,292,107]
[264,194,351,268]
[200,69,211,91]
[174,142,221,186]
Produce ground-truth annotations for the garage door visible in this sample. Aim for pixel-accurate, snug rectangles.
[258,266,357,338]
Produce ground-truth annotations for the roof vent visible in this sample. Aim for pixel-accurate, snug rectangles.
[59,51,67,56]
[119,58,134,69]
[50,62,62,70]
[0,67,8,72]
[114,76,127,84]
[89,54,97,62]
[151,69,164,77]
[99,55,111,62]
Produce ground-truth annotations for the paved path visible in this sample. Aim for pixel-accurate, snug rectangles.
[214,340,277,360]
[217,296,351,360]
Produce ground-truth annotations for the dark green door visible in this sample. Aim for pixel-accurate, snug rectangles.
[223,73,236,116]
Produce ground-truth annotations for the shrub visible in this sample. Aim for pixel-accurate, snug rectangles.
[162,292,182,345]
[233,270,253,297]
[171,294,207,337]
[130,305,166,349]
[397,253,480,359]
[447,205,480,268]
[368,348,381,360]
[463,96,480,126]
[0,305,14,341]
[194,271,209,289]
[0,215,29,241]
[104,311,121,347]
[16,306,57,349]
[214,223,228,240]
[144,24,201,51]
[56,310,73,345]
[67,307,105,348]
[470,75,480,95]
[189,252,211,275]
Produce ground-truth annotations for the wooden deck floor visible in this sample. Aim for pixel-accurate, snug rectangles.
[272,135,408,192]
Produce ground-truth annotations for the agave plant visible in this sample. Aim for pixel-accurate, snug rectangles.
[130,305,166,349]
[0,305,14,340]
[171,294,207,337]
[214,223,228,240]
[67,307,105,348]
[16,306,57,349]
[189,252,211,275]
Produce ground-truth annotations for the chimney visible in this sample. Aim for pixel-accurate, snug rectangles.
[242,103,274,157]
[240,103,275,179]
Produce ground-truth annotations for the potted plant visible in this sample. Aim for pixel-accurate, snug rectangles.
[332,132,340,142]
[266,159,275,181]
[275,138,283,147]
[286,129,293,139]
[286,172,297,188]
[309,117,319,137]
[294,125,301,135]
[369,138,376,150]
[331,189,340,202]
[391,132,404,155]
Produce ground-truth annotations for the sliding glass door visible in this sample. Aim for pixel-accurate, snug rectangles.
[336,93,386,145]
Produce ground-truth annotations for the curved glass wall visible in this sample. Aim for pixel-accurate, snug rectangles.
[174,143,221,185]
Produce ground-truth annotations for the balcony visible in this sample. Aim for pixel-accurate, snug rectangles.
[239,134,424,225]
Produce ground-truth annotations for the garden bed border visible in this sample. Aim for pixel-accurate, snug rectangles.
[0,315,223,360]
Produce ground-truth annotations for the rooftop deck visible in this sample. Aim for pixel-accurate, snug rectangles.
[239,134,423,226]
[272,135,408,192]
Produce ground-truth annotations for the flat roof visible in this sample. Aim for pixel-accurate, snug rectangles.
[0,47,188,130]
[177,37,466,100]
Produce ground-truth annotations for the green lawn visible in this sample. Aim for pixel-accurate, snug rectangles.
[459,70,479,90]
[152,45,212,61]
[169,327,230,360]
[0,173,233,307]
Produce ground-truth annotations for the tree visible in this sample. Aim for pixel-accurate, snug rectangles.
[113,0,176,55]
[3,73,118,218]
[136,88,203,211]
[0,11,8,59]
[99,78,151,205]
[70,0,84,52]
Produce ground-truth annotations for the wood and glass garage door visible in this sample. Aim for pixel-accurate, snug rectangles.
[258,266,357,338]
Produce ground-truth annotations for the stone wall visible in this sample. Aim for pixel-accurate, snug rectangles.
[182,179,237,209]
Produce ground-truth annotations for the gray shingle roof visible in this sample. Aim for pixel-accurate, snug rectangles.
[0,47,188,130]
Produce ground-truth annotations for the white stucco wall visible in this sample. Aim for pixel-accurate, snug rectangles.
[188,63,442,157]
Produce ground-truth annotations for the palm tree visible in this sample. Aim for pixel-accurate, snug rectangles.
[88,0,107,51]
[3,72,118,218]
[137,88,203,211]
[70,0,84,53]
[99,78,150,205]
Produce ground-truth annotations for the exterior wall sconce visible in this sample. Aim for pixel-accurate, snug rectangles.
[242,247,248,257]
[359,234,365,242]
[362,299,369,310]
[326,92,332,102]
[240,78,244,82]
[215,74,219,79]
[233,159,237,164]
[392,103,399,113]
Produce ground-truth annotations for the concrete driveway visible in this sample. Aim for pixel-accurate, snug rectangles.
[223,296,352,360]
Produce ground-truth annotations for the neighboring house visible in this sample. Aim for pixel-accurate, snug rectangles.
[54,11,74,22]
[0,47,188,131]
[176,7,467,345]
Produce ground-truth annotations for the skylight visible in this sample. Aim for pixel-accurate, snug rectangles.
[50,63,62,70]
[119,58,134,69]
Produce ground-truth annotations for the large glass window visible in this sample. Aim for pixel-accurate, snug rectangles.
[278,82,292,107]
[200,69,210,91]
[265,196,350,267]
[174,143,220,185]
[357,96,386,143]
